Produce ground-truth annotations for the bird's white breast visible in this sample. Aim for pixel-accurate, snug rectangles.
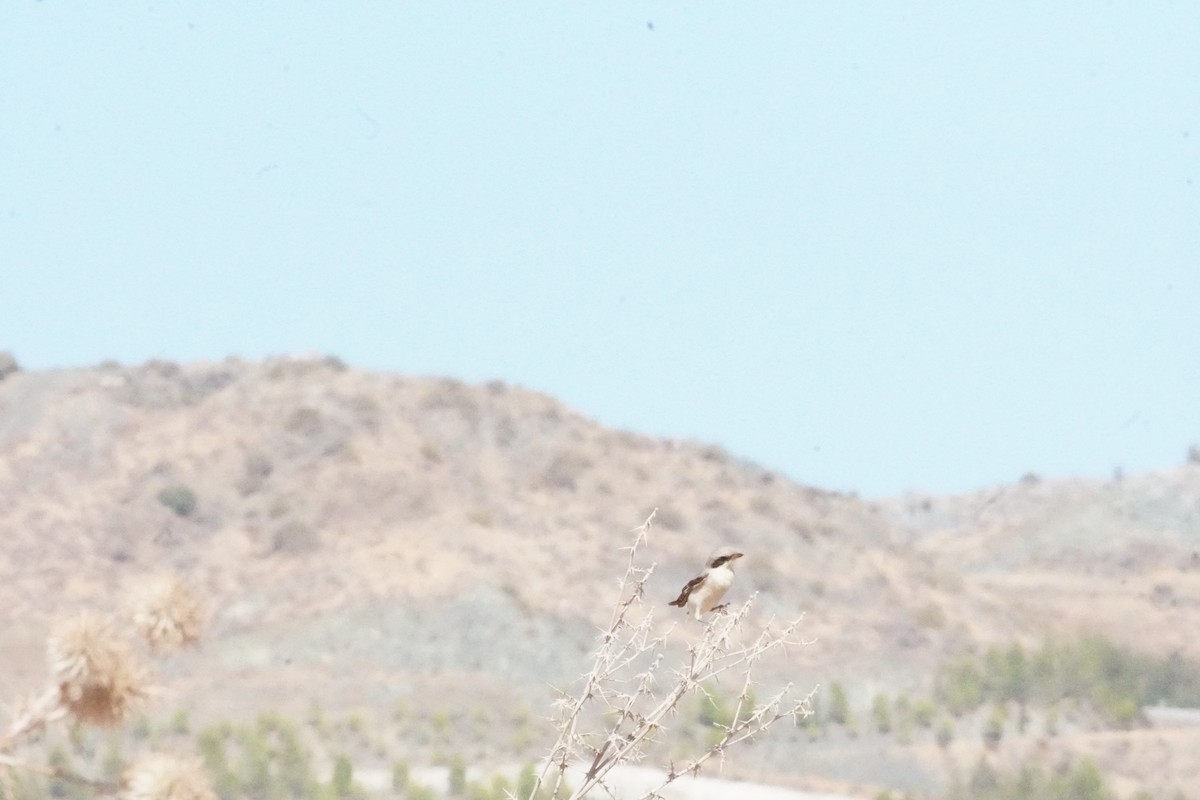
[693,564,735,614]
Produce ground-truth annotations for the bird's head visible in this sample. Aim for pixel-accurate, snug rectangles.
[707,546,744,569]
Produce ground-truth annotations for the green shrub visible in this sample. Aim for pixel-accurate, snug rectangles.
[935,717,954,749]
[157,484,197,517]
[982,643,1029,702]
[982,705,1005,749]
[449,754,467,796]
[966,757,999,795]
[237,452,273,495]
[543,451,592,491]
[408,784,438,800]
[937,634,1197,728]
[936,657,985,715]
[130,714,152,740]
[913,601,946,628]
[871,693,892,734]
[46,746,90,800]
[0,351,19,380]
[345,712,367,737]
[391,760,410,792]
[828,682,851,725]
[196,714,319,800]
[489,775,513,800]
[197,727,233,792]
[1044,703,1059,737]
[1053,758,1109,800]
[697,683,740,730]
[170,709,190,735]
[330,755,354,798]
[912,697,936,728]
[101,742,124,781]
[516,764,537,800]
[270,520,320,555]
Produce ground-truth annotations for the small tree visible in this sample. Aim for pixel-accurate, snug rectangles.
[912,697,936,728]
[982,705,1006,750]
[392,759,411,793]
[516,763,540,800]
[157,484,198,517]
[937,657,985,715]
[935,717,954,749]
[1045,703,1060,737]
[829,682,851,725]
[331,755,354,798]
[448,754,468,796]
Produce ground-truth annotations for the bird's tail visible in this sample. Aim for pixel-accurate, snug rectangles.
[667,597,685,607]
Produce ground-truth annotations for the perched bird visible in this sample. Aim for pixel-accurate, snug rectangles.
[668,546,744,620]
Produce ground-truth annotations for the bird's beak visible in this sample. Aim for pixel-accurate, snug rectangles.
[732,552,744,560]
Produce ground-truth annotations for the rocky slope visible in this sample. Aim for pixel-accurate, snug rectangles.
[1,356,1197,797]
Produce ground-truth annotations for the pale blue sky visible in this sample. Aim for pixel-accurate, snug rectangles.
[2,4,1197,497]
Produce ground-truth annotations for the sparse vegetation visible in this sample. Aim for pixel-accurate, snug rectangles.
[0,350,19,380]
[828,681,851,725]
[391,759,410,793]
[542,451,592,491]
[286,407,324,436]
[465,508,495,527]
[871,692,892,734]
[331,754,359,798]
[935,716,954,748]
[935,636,1200,727]
[982,704,1006,749]
[420,441,442,463]
[913,600,946,628]
[157,484,198,517]
[237,452,274,495]
[271,519,321,555]
[170,709,190,735]
[3,362,1200,798]
[949,756,1113,800]
[912,697,936,728]
[448,753,467,795]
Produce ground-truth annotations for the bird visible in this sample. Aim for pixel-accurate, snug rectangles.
[668,546,744,620]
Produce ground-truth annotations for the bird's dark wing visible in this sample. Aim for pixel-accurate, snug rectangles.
[668,575,705,607]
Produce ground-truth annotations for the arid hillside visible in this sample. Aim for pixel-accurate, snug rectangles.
[2,356,1198,798]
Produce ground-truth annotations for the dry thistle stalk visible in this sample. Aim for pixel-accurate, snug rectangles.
[0,689,62,749]
[535,511,817,800]
[47,611,151,727]
[123,753,216,800]
[128,574,206,653]
[2,574,207,795]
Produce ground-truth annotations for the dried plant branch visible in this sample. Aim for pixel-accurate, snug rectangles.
[533,510,817,800]
[1,574,215,800]
[0,751,121,793]
[127,574,206,654]
[0,688,64,752]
